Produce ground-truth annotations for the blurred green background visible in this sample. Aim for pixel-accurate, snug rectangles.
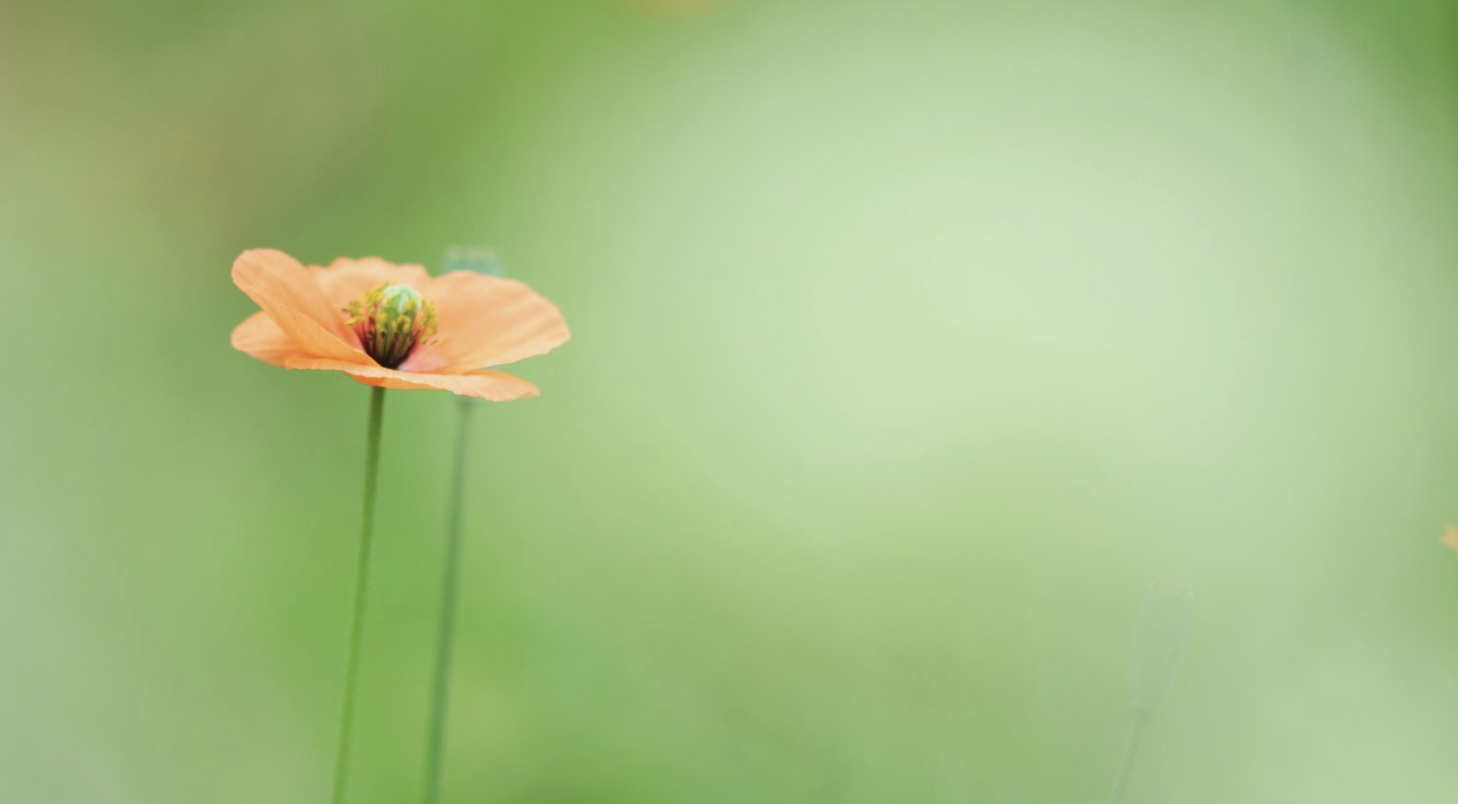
[4,1,1458,802]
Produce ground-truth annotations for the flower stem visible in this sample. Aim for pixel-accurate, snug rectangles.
[1107,707,1151,804]
[331,386,387,804]
[422,397,474,804]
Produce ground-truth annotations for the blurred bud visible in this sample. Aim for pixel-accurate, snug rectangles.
[1127,582,1194,713]
[442,246,504,277]
[1441,523,1458,553]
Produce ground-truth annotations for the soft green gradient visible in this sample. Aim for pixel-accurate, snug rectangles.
[3,1,1458,802]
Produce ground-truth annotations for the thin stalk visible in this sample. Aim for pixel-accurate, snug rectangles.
[1107,708,1152,804]
[331,386,387,804]
[422,398,474,804]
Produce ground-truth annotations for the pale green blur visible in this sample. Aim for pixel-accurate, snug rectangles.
[3,1,1458,802]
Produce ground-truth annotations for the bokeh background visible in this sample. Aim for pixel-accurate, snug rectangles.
[4,1,1458,802]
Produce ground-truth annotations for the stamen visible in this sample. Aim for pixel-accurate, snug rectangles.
[344,284,439,368]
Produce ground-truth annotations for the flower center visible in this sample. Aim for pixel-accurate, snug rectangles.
[344,283,439,368]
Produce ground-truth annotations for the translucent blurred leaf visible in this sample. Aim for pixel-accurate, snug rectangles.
[1128,582,1195,712]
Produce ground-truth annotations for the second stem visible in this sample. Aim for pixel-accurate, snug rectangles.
[422,397,473,804]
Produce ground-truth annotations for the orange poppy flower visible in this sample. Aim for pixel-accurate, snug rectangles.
[231,249,568,400]
[1444,524,1458,553]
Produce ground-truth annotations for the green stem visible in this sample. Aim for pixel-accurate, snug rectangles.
[422,398,474,804]
[1107,707,1151,804]
[331,386,387,804]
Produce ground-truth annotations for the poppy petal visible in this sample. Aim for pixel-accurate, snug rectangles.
[404,272,569,373]
[232,249,366,363]
[312,258,432,309]
[231,311,307,367]
[285,357,541,401]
